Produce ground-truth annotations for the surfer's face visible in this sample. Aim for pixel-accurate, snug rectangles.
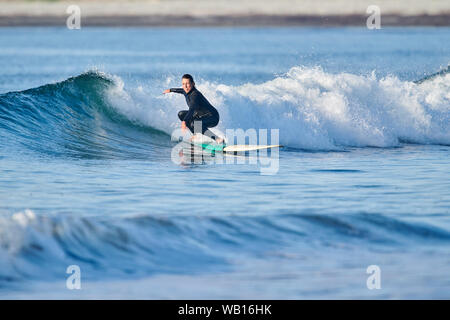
[182,78,194,93]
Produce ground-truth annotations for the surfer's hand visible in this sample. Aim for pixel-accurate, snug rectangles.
[181,121,187,132]
[163,89,170,94]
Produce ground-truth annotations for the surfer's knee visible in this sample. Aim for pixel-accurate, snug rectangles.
[178,110,187,121]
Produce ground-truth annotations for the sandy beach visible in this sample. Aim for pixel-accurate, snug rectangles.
[0,0,449,26]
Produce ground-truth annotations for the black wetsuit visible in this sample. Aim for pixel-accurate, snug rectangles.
[170,87,219,138]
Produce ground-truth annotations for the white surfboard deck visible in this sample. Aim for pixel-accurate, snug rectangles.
[223,145,281,152]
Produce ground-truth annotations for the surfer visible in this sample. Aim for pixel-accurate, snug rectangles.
[163,74,223,143]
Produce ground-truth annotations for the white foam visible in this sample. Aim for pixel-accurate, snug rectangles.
[104,66,450,150]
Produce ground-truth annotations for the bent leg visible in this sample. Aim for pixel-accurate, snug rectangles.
[178,110,195,134]
[200,116,219,140]
[178,110,188,121]
[181,114,220,139]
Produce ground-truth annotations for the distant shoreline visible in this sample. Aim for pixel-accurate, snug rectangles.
[1,14,450,27]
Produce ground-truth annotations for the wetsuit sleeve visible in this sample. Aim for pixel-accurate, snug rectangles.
[170,88,185,94]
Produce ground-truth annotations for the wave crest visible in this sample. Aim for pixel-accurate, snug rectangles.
[1,67,449,155]
[0,70,169,159]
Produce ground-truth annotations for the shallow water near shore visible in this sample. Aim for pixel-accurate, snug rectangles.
[0,27,449,299]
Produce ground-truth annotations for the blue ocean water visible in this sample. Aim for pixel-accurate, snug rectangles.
[0,27,449,299]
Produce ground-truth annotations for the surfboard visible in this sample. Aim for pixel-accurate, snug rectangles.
[188,142,281,153]
[179,133,281,154]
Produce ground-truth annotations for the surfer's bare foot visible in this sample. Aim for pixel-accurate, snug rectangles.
[215,137,224,144]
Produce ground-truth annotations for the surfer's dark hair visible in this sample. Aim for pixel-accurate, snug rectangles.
[182,74,195,85]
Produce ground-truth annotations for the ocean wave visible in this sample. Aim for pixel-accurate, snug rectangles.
[204,66,450,149]
[0,70,169,159]
[414,64,450,84]
[64,66,450,150]
[1,209,449,285]
[1,66,449,156]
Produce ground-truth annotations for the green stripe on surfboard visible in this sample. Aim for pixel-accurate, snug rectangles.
[194,143,226,152]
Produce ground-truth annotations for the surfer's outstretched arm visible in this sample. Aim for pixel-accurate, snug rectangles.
[163,88,184,94]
